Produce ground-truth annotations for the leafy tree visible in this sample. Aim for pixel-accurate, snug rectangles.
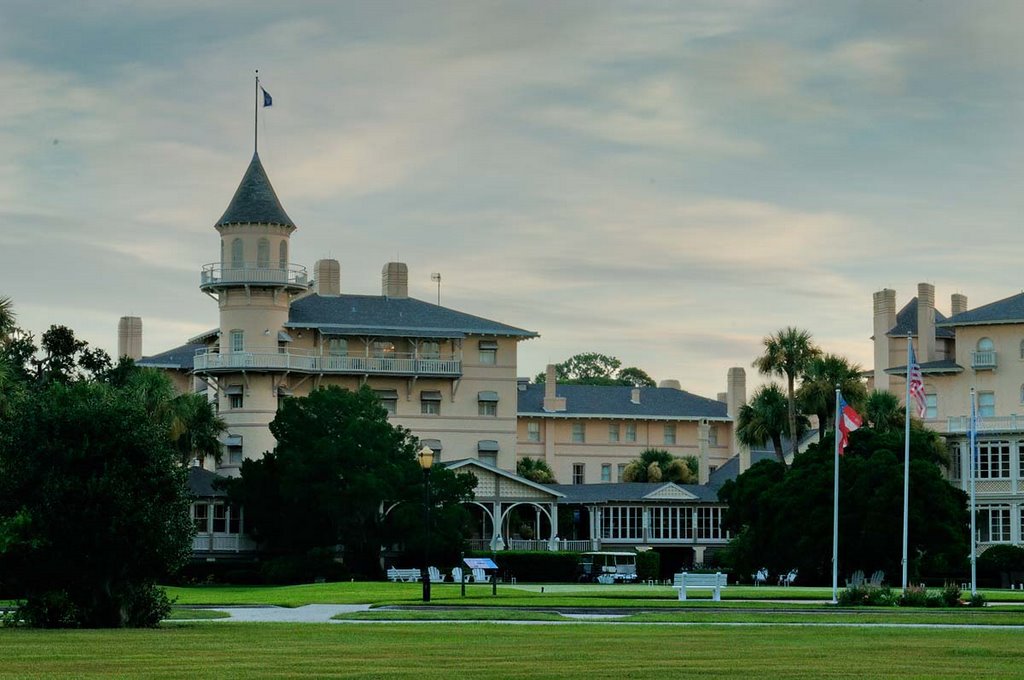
[753,327,821,459]
[517,457,556,484]
[226,386,476,577]
[718,424,968,584]
[534,352,655,386]
[0,381,193,627]
[865,390,904,433]
[622,449,694,483]
[736,383,805,465]
[797,354,868,439]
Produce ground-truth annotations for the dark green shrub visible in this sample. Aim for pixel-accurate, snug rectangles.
[838,585,895,606]
[968,592,987,607]
[940,583,962,607]
[636,551,660,581]
[899,585,929,607]
[470,551,581,582]
[260,551,347,585]
[977,544,1024,574]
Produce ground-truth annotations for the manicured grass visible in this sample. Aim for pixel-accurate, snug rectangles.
[165,608,230,620]
[333,609,567,621]
[3,623,1024,679]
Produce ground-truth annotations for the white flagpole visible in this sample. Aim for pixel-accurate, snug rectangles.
[901,336,911,591]
[832,387,841,604]
[970,387,977,597]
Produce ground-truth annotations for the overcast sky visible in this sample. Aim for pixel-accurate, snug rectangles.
[2,1,1023,397]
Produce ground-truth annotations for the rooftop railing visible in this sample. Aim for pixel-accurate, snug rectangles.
[200,262,309,290]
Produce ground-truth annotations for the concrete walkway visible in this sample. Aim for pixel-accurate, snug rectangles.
[176,604,371,623]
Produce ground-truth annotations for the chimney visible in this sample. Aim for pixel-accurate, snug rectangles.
[726,367,750,473]
[917,283,936,363]
[542,364,566,412]
[951,293,968,316]
[659,379,681,390]
[716,392,727,403]
[117,316,142,360]
[630,388,641,404]
[382,262,408,299]
[697,419,710,484]
[314,259,341,296]
[873,289,896,390]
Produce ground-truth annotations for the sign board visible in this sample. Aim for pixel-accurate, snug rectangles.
[463,557,498,571]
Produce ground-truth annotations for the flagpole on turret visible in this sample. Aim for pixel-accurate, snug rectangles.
[254,69,260,154]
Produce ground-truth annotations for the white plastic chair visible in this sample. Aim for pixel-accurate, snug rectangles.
[753,568,768,587]
[451,566,464,583]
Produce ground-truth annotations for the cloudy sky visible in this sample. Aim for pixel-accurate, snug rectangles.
[2,1,1023,397]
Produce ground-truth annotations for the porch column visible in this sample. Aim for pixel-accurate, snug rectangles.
[491,500,504,551]
[642,507,650,543]
[694,546,706,565]
[548,502,558,550]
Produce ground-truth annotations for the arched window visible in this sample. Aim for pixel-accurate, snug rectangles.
[231,239,244,268]
[279,241,288,270]
[257,238,270,268]
[978,337,994,352]
[1018,340,1024,359]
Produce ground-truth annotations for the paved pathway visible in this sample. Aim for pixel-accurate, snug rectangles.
[176,604,371,623]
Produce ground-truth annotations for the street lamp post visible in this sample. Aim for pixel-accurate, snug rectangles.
[418,445,435,603]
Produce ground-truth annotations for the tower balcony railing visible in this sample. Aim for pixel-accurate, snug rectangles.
[200,262,309,290]
[193,347,462,377]
[971,350,997,370]
[947,414,1023,433]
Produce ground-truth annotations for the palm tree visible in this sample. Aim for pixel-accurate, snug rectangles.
[797,354,868,440]
[169,392,227,466]
[753,327,821,459]
[0,295,15,340]
[736,384,792,465]
[622,449,694,483]
[865,390,904,433]
[516,457,556,484]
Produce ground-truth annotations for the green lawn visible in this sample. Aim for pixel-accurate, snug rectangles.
[166,608,230,620]
[3,623,1023,679]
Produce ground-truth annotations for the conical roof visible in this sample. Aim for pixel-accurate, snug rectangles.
[215,152,295,228]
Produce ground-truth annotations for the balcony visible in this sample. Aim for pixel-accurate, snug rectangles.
[200,262,309,292]
[971,350,997,370]
[947,414,1023,433]
[193,347,462,378]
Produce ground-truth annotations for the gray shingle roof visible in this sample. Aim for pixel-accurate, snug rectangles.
[189,467,228,498]
[887,298,955,339]
[517,384,728,419]
[546,482,721,503]
[287,294,537,338]
[215,152,295,228]
[939,292,1024,327]
[884,359,963,375]
[707,450,778,490]
[137,343,205,370]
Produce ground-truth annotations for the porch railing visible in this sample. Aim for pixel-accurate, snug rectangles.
[194,348,461,377]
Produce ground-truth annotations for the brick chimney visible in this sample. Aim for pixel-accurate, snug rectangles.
[314,259,341,296]
[917,283,936,363]
[873,289,896,390]
[542,364,566,412]
[726,367,749,473]
[382,262,408,299]
[117,316,142,360]
[951,293,968,316]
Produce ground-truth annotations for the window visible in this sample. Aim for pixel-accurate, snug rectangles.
[420,341,440,359]
[949,443,962,481]
[479,452,497,466]
[601,463,611,482]
[229,393,243,409]
[697,507,727,541]
[231,238,244,268]
[977,440,1011,479]
[625,423,637,442]
[192,503,209,533]
[257,238,270,268]
[478,391,499,417]
[608,424,620,442]
[230,330,244,353]
[226,439,243,464]
[478,340,498,365]
[420,390,442,415]
[373,341,396,357]
[978,506,1011,543]
[213,504,228,533]
[1020,383,1024,404]
[600,506,643,540]
[527,422,540,442]
[925,393,938,419]
[1020,339,1024,360]
[978,337,995,352]
[979,392,996,418]
[228,505,242,534]
[375,389,398,416]
[328,338,348,356]
[617,463,626,482]
[279,241,288,269]
[572,463,585,485]
[650,507,695,540]
[572,422,585,443]
[708,425,718,447]
[663,424,676,445]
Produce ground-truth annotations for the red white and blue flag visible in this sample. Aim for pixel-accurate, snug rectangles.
[837,393,863,455]
[908,344,927,418]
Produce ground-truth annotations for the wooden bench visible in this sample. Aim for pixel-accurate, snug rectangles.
[673,572,727,601]
[387,567,421,583]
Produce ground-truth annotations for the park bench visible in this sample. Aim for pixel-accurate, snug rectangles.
[386,567,421,583]
[672,572,728,601]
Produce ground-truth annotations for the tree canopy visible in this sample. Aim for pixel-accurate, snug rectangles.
[736,383,799,465]
[534,352,656,386]
[797,354,868,440]
[622,449,696,484]
[517,457,556,484]
[753,327,821,459]
[226,386,476,576]
[718,424,967,584]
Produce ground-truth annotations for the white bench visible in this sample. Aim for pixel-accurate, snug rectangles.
[673,572,727,601]
[387,567,421,583]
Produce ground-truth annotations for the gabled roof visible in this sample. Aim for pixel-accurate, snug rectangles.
[939,292,1024,328]
[546,482,720,503]
[887,298,955,339]
[444,458,564,498]
[188,467,228,498]
[137,343,205,370]
[215,152,295,228]
[517,384,728,420]
[287,294,537,339]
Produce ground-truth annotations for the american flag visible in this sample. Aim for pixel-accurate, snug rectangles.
[908,343,927,418]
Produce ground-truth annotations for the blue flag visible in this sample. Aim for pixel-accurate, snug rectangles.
[262,87,272,107]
